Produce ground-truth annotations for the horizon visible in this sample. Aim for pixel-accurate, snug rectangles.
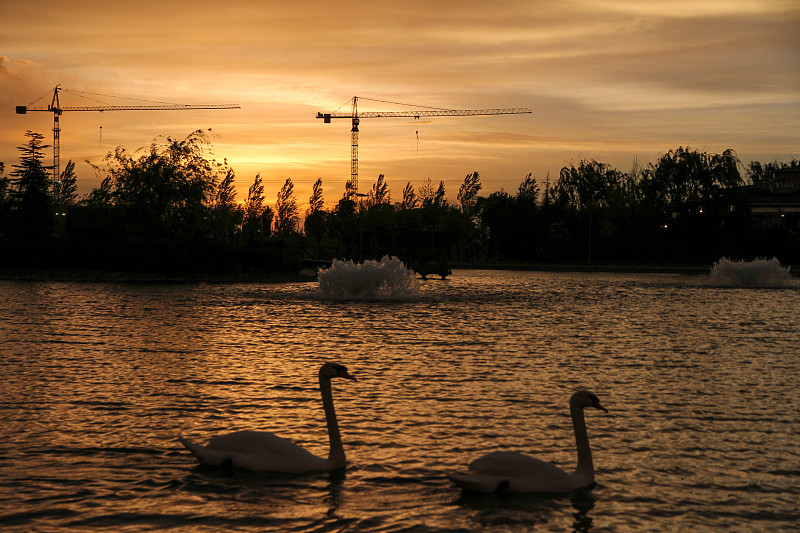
[2,1,798,209]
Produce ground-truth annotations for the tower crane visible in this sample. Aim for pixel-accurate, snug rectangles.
[16,85,240,181]
[317,96,531,194]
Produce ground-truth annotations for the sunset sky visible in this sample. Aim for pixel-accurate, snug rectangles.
[2,0,798,209]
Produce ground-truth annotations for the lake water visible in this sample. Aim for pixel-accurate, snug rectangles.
[1,266,799,532]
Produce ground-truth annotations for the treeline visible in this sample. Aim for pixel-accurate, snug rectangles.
[1,129,798,275]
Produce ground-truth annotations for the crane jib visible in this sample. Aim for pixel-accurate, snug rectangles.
[316,108,531,120]
[17,105,239,113]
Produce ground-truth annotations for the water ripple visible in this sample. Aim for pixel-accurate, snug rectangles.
[1,272,799,531]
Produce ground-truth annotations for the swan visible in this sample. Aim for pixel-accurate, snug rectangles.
[448,390,607,493]
[179,362,356,473]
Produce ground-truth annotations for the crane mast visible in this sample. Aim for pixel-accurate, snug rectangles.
[16,86,240,181]
[318,96,531,194]
[351,97,359,191]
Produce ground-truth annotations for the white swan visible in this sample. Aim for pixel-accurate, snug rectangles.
[179,362,356,473]
[449,390,607,493]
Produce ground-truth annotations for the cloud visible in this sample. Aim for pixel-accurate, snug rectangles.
[0,56,11,77]
[0,56,41,79]
[1,0,797,201]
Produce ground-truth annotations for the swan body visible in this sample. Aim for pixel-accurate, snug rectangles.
[179,362,356,473]
[449,390,607,494]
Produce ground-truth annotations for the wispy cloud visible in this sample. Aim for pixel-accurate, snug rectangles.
[1,0,798,202]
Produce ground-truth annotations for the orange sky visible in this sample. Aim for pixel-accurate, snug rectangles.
[1,0,798,210]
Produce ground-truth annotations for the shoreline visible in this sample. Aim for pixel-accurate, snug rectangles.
[2,259,795,283]
[449,262,713,275]
[0,269,314,284]
[1,262,715,283]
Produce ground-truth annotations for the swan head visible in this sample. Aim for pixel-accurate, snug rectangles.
[320,362,357,381]
[571,390,607,412]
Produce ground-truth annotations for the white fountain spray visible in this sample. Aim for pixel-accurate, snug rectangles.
[704,257,796,288]
[313,256,421,300]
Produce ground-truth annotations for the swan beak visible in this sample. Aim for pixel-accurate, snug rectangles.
[339,369,357,381]
[594,401,608,413]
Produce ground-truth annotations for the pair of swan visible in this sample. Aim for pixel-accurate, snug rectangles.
[179,362,607,494]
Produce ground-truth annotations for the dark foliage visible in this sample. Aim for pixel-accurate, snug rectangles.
[1,131,797,274]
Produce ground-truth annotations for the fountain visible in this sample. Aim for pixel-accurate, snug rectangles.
[313,256,421,300]
[704,257,796,288]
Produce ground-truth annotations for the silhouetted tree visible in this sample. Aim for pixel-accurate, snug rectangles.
[510,173,543,260]
[419,178,435,206]
[304,177,327,242]
[432,180,447,208]
[457,171,482,217]
[401,181,418,210]
[477,191,514,258]
[80,176,113,208]
[517,173,539,205]
[368,173,390,207]
[90,129,224,239]
[48,160,78,238]
[209,167,241,241]
[274,178,299,234]
[52,160,78,210]
[556,159,624,211]
[308,178,324,215]
[627,156,645,201]
[0,161,8,213]
[5,126,795,273]
[747,158,800,186]
[243,173,271,239]
[540,174,553,212]
[213,168,237,210]
[642,146,742,215]
[244,174,264,220]
[10,131,53,241]
[0,162,9,239]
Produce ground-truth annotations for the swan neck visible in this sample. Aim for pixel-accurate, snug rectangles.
[571,401,594,478]
[320,376,345,467]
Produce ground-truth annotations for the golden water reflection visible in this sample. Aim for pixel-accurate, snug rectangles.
[1,272,799,531]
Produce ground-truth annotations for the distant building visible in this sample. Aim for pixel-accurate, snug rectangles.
[742,169,800,227]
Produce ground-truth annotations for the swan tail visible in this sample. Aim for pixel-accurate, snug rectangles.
[179,437,233,467]
[448,473,509,494]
